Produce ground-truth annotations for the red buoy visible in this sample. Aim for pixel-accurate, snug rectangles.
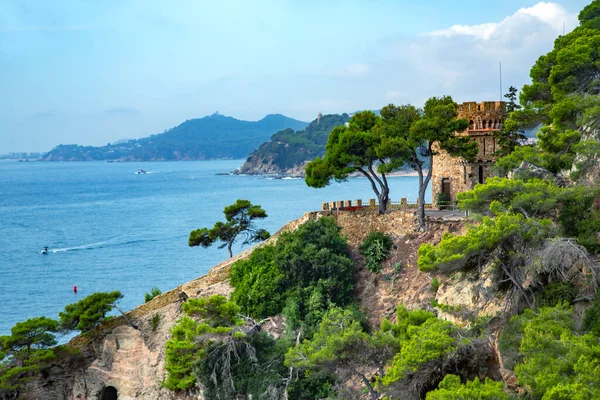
[73,285,77,293]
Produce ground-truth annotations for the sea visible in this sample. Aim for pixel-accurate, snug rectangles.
[0,159,428,335]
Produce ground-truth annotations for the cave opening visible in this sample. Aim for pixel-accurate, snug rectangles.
[100,386,118,400]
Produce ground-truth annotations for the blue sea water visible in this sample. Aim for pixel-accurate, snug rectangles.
[0,159,427,335]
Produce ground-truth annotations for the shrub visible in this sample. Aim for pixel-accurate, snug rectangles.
[425,375,510,400]
[417,214,554,273]
[151,313,160,332]
[436,192,451,209]
[145,287,162,303]
[230,217,354,330]
[359,231,394,273]
[515,303,600,398]
[431,277,440,293]
[537,283,578,308]
[584,293,600,336]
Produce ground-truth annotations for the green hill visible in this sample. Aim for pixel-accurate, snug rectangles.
[237,113,350,175]
[42,113,308,161]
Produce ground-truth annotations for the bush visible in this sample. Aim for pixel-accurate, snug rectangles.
[514,303,600,398]
[230,217,354,331]
[145,287,162,303]
[436,192,451,209]
[417,214,554,273]
[425,375,510,399]
[431,277,440,293]
[537,283,578,308]
[151,313,160,331]
[584,294,600,336]
[359,231,394,273]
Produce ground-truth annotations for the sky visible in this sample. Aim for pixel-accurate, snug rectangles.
[0,0,591,152]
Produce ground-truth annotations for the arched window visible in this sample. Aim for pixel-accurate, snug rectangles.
[482,120,487,129]
[469,120,474,130]
[488,120,493,129]
[478,105,481,111]
[478,166,484,184]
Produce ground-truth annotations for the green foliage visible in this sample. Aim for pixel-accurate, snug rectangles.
[163,316,203,390]
[182,295,241,327]
[163,295,242,391]
[151,313,160,332]
[494,86,526,157]
[195,330,289,399]
[458,177,563,219]
[164,294,329,399]
[58,291,123,332]
[513,6,600,177]
[418,213,554,273]
[431,277,440,293]
[514,303,600,399]
[436,192,451,209]
[498,314,527,371]
[537,283,578,308]
[189,199,270,257]
[457,175,600,253]
[383,317,458,385]
[359,231,394,273]
[425,374,510,400]
[230,217,354,335]
[144,287,162,303]
[583,293,600,336]
[0,317,60,393]
[44,113,308,161]
[493,146,545,177]
[286,307,398,398]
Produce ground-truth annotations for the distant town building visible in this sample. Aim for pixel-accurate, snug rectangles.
[431,101,506,205]
[317,112,322,124]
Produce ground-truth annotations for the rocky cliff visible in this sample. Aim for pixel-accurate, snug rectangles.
[235,114,350,176]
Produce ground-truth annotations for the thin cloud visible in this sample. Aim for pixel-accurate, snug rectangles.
[0,25,94,33]
[330,63,373,78]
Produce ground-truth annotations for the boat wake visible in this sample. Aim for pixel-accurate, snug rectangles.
[48,235,186,253]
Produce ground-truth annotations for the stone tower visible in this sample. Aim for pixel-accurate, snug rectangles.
[431,101,506,205]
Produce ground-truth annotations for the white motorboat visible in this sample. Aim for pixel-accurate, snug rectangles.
[135,169,147,175]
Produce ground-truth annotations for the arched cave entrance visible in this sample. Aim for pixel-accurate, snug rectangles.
[100,386,118,400]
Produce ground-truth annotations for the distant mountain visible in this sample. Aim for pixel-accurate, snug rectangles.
[236,113,350,175]
[42,113,308,161]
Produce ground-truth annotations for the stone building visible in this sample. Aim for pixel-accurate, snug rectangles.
[431,101,506,205]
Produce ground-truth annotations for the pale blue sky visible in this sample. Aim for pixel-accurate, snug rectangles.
[0,0,590,152]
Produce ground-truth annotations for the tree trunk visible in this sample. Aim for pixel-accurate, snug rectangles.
[227,242,233,258]
[378,186,389,215]
[111,303,138,330]
[356,370,379,400]
[417,185,426,230]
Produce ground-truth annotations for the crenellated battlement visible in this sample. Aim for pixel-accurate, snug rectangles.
[457,101,506,132]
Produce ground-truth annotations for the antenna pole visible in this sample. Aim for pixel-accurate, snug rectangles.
[499,62,503,101]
